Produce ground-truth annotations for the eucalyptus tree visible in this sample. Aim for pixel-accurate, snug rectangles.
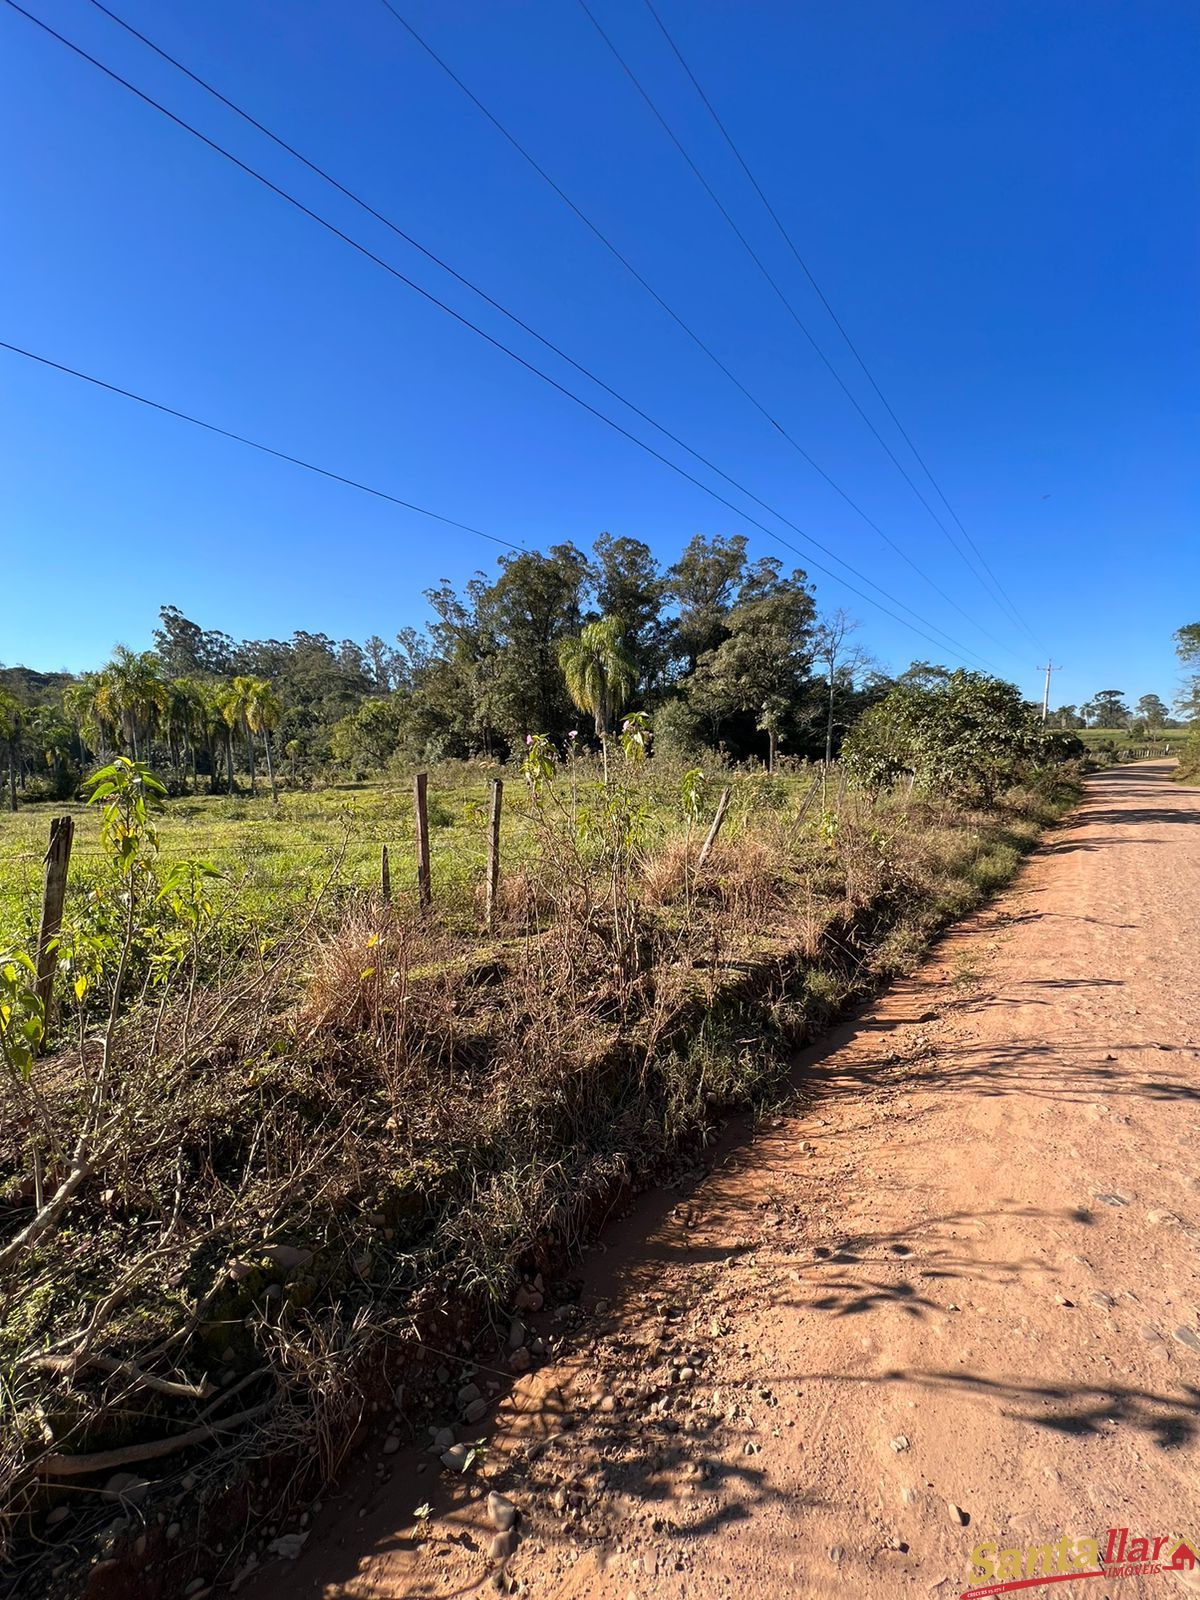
[687,561,816,770]
[1134,693,1169,730]
[1175,623,1200,721]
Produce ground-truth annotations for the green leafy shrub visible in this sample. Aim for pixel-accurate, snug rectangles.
[842,670,1063,805]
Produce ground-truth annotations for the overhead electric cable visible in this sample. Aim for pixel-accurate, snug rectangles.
[576,0,1041,646]
[2,0,999,668]
[0,339,523,550]
[638,0,1044,649]
[370,0,1017,659]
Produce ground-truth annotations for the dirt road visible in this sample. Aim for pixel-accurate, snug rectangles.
[256,761,1200,1599]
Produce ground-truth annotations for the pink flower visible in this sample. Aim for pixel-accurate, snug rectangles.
[525,733,533,746]
[568,730,578,740]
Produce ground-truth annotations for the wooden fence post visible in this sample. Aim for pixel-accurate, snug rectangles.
[35,815,74,1027]
[485,778,503,931]
[380,844,391,904]
[413,773,431,907]
[697,787,731,871]
[796,771,822,825]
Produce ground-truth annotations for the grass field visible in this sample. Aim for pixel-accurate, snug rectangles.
[1072,727,1182,753]
[0,761,832,949]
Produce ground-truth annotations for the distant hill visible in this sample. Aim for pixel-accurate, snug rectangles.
[0,665,77,701]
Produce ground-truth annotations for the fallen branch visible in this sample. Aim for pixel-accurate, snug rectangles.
[34,1401,273,1477]
[31,1353,213,1402]
[0,1140,114,1277]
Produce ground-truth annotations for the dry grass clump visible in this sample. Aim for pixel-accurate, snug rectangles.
[470,868,557,930]
[639,828,788,921]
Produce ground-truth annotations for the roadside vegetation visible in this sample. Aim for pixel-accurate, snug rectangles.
[1172,624,1200,784]
[3,559,1190,1596]
[0,661,1083,1594]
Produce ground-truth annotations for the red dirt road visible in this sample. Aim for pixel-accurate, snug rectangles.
[250,762,1200,1599]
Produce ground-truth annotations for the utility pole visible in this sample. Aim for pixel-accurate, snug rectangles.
[1038,660,1060,723]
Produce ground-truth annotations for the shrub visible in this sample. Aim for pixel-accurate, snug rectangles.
[842,670,1061,805]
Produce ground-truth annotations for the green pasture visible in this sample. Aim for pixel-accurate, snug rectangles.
[0,763,830,948]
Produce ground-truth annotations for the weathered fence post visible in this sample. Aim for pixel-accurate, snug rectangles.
[413,773,431,908]
[380,844,391,904]
[796,771,822,825]
[485,778,503,931]
[35,815,74,1027]
[697,787,731,871]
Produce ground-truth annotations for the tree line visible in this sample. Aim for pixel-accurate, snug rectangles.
[0,534,880,804]
[0,534,1190,808]
[1043,627,1198,733]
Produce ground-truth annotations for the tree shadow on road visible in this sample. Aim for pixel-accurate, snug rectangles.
[777,1366,1200,1454]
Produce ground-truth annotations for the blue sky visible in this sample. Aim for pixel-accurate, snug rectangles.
[2,0,1196,712]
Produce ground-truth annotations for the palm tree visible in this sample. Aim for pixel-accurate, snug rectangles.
[194,680,229,794]
[168,677,208,791]
[244,679,283,802]
[63,672,112,765]
[100,648,165,762]
[215,682,242,794]
[558,615,637,783]
[225,676,264,794]
[30,705,74,795]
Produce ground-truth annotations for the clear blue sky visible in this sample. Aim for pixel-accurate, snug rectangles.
[2,0,1196,712]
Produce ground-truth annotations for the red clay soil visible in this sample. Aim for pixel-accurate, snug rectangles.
[244,761,1200,1600]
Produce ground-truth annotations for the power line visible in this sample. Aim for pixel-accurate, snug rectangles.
[638,0,1044,650]
[0,340,523,550]
[371,0,1017,661]
[577,0,1042,648]
[5,1,996,669]
[84,0,990,658]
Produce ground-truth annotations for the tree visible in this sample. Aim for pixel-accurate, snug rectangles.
[812,611,871,765]
[558,615,638,780]
[152,605,233,678]
[1082,689,1130,729]
[331,696,406,770]
[0,691,21,811]
[588,534,669,697]
[1175,623,1200,721]
[363,634,400,692]
[687,561,816,769]
[843,670,1057,806]
[895,661,953,691]
[473,545,588,740]
[1134,693,1169,729]
[1048,704,1084,730]
[222,676,261,793]
[667,534,748,674]
[63,672,113,763]
[98,648,166,762]
[215,682,241,794]
[244,678,283,802]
